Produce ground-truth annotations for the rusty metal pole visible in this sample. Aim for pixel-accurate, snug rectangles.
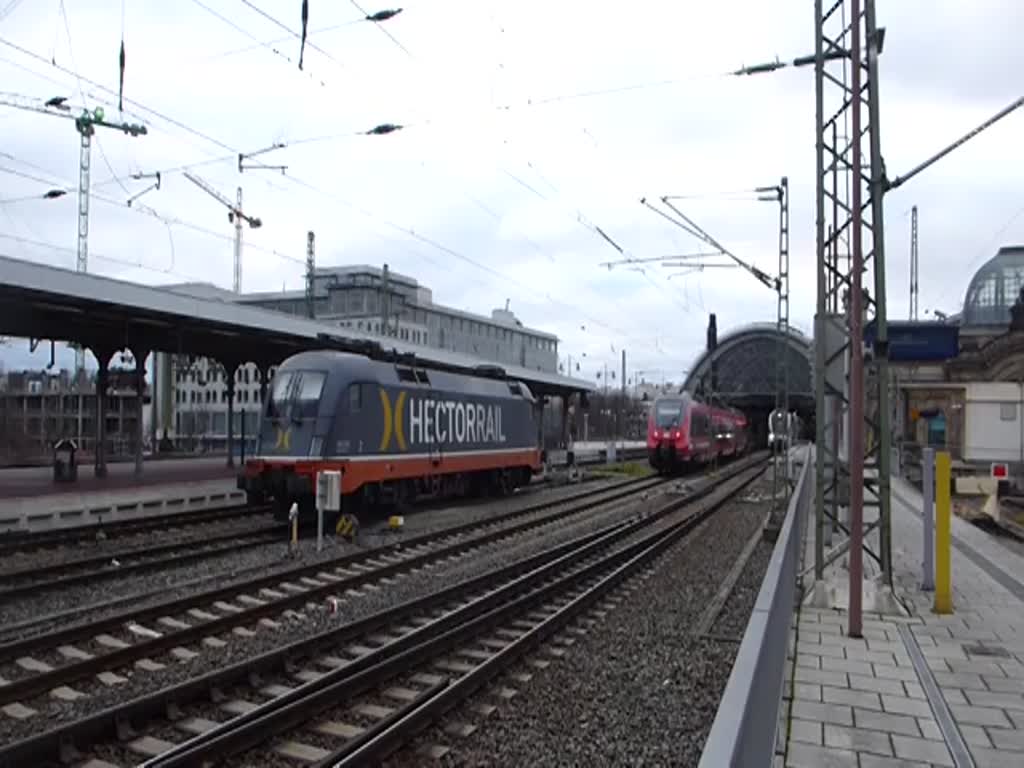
[848,0,865,639]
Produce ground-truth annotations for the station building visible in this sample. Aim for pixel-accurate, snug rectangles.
[881,246,1024,474]
[0,366,148,465]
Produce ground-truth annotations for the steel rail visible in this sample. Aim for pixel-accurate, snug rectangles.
[0,525,284,598]
[0,475,669,706]
[140,460,766,767]
[0,502,267,556]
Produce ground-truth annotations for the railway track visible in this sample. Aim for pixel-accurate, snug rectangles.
[0,456,764,767]
[0,522,285,599]
[0,503,266,558]
[0,472,671,720]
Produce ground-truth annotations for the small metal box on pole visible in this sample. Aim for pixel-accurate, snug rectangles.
[921,447,934,591]
[316,470,342,552]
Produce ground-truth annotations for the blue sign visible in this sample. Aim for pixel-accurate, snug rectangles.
[863,321,959,362]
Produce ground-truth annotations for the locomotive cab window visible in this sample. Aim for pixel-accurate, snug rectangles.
[654,400,684,428]
[266,370,326,420]
[347,383,363,412]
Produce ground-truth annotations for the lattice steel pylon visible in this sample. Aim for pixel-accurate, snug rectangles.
[813,0,892,637]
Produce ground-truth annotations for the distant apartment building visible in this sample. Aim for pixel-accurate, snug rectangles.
[0,367,148,465]
[151,264,560,452]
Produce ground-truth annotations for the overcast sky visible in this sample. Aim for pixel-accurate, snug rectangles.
[1,0,1022,382]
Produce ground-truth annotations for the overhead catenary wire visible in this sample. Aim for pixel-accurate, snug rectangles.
[0,35,690,354]
[0,231,208,283]
[237,0,345,70]
[349,0,411,58]
[0,157,305,268]
[189,0,330,86]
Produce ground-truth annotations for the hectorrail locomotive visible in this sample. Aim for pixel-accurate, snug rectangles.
[239,350,542,520]
[646,393,749,473]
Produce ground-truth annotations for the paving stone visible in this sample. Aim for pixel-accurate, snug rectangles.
[853,708,921,738]
[794,667,849,688]
[963,689,1024,712]
[822,686,882,710]
[857,754,933,768]
[823,724,894,756]
[986,727,1024,750]
[890,735,954,767]
[966,747,1024,768]
[791,700,854,727]
[848,674,905,696]
[957,724,993,749]
[785,741,858,768]
[793,683,822,702]
[880,694,933,718]
[948,702,1013,728]
[789,719,822,745]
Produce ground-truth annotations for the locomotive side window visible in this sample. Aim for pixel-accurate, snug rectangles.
[347,383,362,412]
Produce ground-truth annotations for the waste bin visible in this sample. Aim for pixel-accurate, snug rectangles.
[53,438,78,482]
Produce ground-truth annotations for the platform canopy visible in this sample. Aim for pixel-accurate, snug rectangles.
[0,254,592,395]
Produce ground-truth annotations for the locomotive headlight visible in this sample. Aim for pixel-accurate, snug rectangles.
[673,431,680,439]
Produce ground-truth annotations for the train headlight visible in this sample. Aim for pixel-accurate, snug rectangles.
[673,431,680,439]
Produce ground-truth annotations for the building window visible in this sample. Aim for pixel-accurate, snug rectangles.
[1001,402,1017,421]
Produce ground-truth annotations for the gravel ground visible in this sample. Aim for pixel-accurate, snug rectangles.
[0,478,655,747]
[0,479,621,635]
[385,470,774,768]
[709,538,774,639]
[0,511,274,572]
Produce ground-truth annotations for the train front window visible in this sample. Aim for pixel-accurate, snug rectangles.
[654,400,684,428]
[266,370,326,420]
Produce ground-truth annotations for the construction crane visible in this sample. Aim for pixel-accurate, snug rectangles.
[183,172,262,294]
[909,205,919,321]
[0,94,147,373]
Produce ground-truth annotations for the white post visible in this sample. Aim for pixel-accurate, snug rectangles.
[922,446,935,591]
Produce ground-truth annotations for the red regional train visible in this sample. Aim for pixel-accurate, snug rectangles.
[646,393,749,473]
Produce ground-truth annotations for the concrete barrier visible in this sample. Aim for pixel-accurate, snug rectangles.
[0,480,247,534]
[698,445,813,768]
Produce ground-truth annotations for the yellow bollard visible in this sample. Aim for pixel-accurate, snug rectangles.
[934,451,953,615]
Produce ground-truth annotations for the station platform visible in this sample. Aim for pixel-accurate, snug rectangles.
[0,443,648,534]
[0,457,243,534]
[783,473,1024,767]
[0,456,237,499]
